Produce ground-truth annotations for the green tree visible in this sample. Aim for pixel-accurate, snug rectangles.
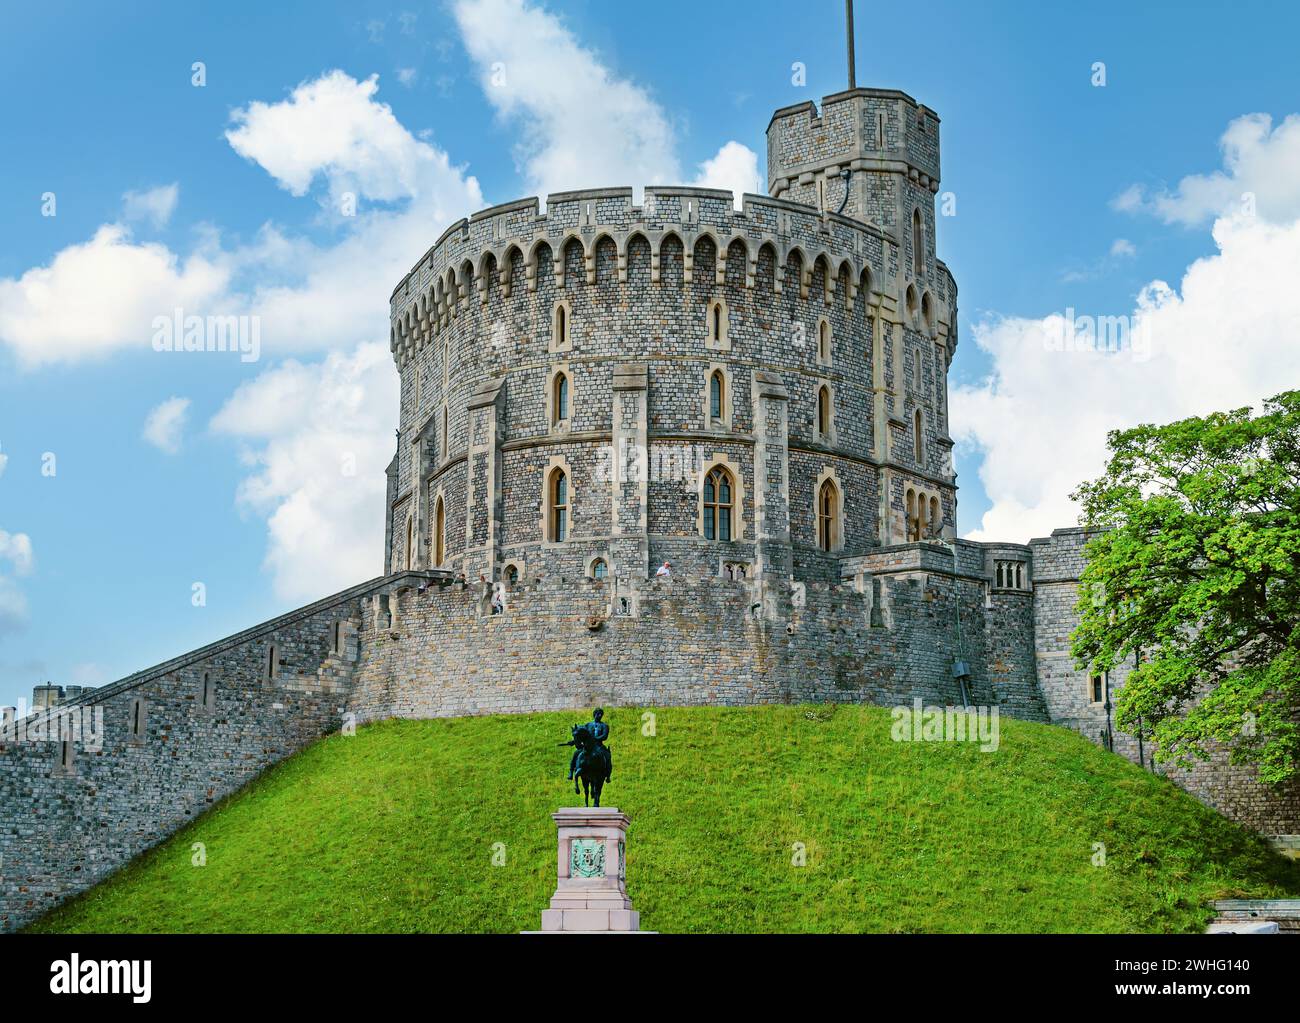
[1072,391,1300,784]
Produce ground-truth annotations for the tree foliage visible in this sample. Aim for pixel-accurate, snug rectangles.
[1072,391,1300,784]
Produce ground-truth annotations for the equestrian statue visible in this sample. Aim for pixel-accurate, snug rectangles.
[558,708,613,807]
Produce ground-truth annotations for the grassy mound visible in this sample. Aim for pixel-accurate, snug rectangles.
[29,705,1300,933]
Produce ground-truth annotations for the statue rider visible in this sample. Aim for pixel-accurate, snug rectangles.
[567,708,611,782]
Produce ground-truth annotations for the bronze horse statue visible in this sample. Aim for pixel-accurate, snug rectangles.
[559,723,612,807]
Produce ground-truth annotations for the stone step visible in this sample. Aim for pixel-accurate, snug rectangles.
[1206,920,1279,934]
[1208,899,1300,934]
[1211,899,1300,918]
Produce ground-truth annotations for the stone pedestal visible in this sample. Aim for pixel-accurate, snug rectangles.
[537,807,644,933]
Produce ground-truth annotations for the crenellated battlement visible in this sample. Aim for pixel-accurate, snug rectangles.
[766,88,942,200]
[391,185,887,300]
[387,184,957,370]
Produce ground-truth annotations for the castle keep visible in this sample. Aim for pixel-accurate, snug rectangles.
[384,88,955,590]
[2,87,1296,933]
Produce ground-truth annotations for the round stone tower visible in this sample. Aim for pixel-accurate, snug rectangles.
[385,89,958,588]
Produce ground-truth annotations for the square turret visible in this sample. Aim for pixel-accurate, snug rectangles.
[767,88,941,277]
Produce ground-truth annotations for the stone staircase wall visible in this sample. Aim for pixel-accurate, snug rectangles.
[0,575,433,932]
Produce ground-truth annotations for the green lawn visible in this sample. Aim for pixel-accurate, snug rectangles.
[29,704,1300,933]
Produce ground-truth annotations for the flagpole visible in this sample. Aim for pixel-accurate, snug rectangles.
[846,0,856,89]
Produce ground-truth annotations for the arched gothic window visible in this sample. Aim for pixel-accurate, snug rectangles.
[707,300,728,348]
[703,466,734,542]
[548,468,569,542]
[553,371,569,425]
[913,208,924,276]
[434,496,446,567]
[553,302,570,349]
[817,386,832,436]
[818,479,838,552]
[709,370,725,422]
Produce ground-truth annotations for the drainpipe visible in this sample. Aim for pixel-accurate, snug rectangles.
[836,167,854,216]
[1102,669,1114,752]
[942,536,971,707]
[1134,645,1145,769]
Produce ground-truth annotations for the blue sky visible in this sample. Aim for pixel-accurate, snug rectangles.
[2,0,1299,710]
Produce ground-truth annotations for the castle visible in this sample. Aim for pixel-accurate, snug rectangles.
[1,84,1296,933]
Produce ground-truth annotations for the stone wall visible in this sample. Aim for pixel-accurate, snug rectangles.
[1031,528,1300,841]
[0,575,421,933]
[347,549,1039,725]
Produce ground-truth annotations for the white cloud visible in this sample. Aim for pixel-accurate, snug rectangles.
[0,530,33,575]
[238,186,480,354]
[0,70,479,602]
[1110,184,1144,214]
[397,67,418,88]
[225,71,473,207]
[452,0,759,202]
[122,183,179,229]
[961,111,1300,542]
[210,343,398,602]
[0,447,7,478]
[453,0,677,194]
[2,6,757,370]
[1109,238,1136,258]
[1,73,481,368]
[692,140,763,204]
[952,213,1300,542]
[0,225,228,368]
[0,529,34,635]
[142,396,191,454]
[1116,113,1300,226]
